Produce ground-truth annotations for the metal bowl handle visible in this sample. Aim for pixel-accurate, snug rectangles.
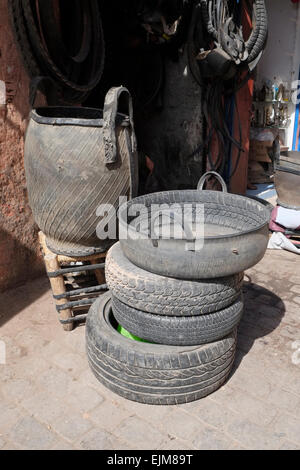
[197,171,228,193]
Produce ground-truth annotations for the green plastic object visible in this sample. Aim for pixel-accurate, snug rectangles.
[117,324,151,343]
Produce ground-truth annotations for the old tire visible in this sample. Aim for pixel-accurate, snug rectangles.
[112,294,243,346]
[106,243,243,316]
[86,293,237,405]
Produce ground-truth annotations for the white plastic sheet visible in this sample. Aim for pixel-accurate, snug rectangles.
[268,232,300,254]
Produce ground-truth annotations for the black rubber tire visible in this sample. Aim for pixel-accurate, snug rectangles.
[8,0,41,78]
[106,243,243,316]
[112,294,243,346]
[21,0,105,92]
[86,293,237,405]
[8,0,93,104]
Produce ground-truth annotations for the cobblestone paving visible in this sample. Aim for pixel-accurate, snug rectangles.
[0,249,299,450]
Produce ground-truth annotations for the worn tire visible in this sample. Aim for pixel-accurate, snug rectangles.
[86,293,237,405]
[106,243,243,316]
[112,294,243,346]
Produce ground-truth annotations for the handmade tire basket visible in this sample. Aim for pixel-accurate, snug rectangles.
[24,86,138,257]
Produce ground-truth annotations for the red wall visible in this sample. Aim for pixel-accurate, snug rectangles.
[0,0,44,292]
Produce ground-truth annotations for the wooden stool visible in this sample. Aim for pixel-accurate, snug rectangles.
[39,232,108,331]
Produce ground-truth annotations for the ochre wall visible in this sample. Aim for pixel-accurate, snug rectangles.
[0,0,44,292]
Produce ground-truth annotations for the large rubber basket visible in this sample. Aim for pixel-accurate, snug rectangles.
[24,86,138,257]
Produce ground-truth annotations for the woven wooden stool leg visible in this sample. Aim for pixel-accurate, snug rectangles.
[44,253,74,332]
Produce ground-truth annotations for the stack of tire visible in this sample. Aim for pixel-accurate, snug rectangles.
[86,242,244,405]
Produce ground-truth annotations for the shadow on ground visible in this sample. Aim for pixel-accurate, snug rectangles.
[0,228,48,327]
[231,275,286,374]
[0,275,49,328]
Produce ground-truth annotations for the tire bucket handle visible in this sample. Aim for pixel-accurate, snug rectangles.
[103,86,137,164]
[150,210,195,251]
[197,171,228,192]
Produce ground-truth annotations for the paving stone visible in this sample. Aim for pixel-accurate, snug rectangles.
[51,413,93,442]
[0,437,5,449]
[279,440,300,450]
[88,403,132,432]
[119,400,175,429]
[191,425,232,450]
[264,389,300,414]
[290,276,300,285]
[78,434,135,451]
[20,391,68,427]
[78,428,117,450]
[226,418,285,450]
[237,322,269,343]
[114,416,167,450]
[181,398,240,431]
[282,375,300,397]
[9,356,50,379]
[272,414,300,445]
[281,309,300,326]
[208,384,236,404]
[1,377,36,404]
[178,395,214,412]
[279,325,300,341]
[59,327,87,355]
[227,369,274,399]
[0,400,22,432]
[50,351,88,376]
[1,442,19,450]
[39,340,67,360]
[50,440,77,450]
[227,442,247,450]
[36,363,104,414]
[290,285,300,295]
[35,366,75,397]
[109,439,136,450]
[15,328,50,353]
[159,438,195,450]
[9,416,56,450]
[236,332,264,355]
[66,381,105,414]
[233,357,288,391]
[79,368,102,390]
[293,297,300,305]
[0,335,27,363]
[157,410,207,442]
[214,388,277,427]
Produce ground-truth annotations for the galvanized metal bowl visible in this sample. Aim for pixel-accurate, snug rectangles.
[119,172,270,279]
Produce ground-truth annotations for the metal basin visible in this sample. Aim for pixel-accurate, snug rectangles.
[119,172,270,279]
[275,158,300,210]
